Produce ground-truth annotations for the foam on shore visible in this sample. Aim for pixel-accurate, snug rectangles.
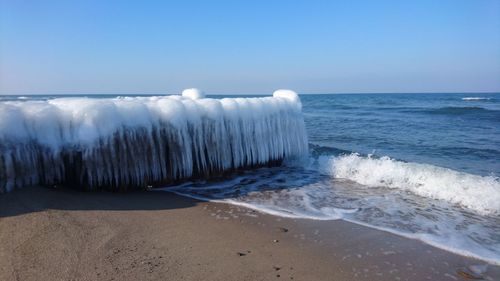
[163,157,500,265]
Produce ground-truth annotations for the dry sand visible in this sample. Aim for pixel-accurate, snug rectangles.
[1,186,499,281]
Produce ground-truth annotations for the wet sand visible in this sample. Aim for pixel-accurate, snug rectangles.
[1,186,499,281]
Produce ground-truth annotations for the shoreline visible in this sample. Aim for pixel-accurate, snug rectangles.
[1,186,499,280]
[166,188,500,266]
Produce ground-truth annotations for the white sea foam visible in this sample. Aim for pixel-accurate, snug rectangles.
[0,89,308,191]
[462,97,492,101]
[318,154,500,215]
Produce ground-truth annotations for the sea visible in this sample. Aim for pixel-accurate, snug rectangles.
[2,93,499,264]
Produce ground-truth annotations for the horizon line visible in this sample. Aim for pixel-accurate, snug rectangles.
[1,91,500,96]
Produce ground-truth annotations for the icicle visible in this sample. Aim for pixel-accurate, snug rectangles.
[0,89,308,192]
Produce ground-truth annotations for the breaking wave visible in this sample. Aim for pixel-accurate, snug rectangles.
[462,97,493,101]
[318,153,500,215]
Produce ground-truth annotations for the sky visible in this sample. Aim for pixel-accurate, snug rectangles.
[0,0,499,95]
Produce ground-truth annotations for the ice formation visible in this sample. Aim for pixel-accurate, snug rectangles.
[0,89,308,192]
[181,88,205,100]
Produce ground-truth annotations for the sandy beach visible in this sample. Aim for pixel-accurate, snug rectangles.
[1,186,499,281]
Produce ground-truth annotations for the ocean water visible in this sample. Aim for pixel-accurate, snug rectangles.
[166,93,500,265]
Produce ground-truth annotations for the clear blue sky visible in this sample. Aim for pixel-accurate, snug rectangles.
[1,0,499,95]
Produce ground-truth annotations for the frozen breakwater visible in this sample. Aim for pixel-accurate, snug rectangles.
[0,89,308,192]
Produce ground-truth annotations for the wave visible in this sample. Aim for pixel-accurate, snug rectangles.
[462,97,493,101]
[429,106,495,114]
[318,153,500,215]
[399,106,499,117]
[308,143,352,157]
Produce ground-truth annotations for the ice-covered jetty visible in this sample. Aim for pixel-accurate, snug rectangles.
[0,89,308,192]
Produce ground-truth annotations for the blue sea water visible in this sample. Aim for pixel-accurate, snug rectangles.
[302,93,499,176]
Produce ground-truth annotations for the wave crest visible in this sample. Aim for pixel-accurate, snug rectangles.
[318,154,500,215]
[462,97,492,101]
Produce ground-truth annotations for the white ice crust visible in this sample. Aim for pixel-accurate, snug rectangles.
[181,88,205,100]
[0,89,308,191]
